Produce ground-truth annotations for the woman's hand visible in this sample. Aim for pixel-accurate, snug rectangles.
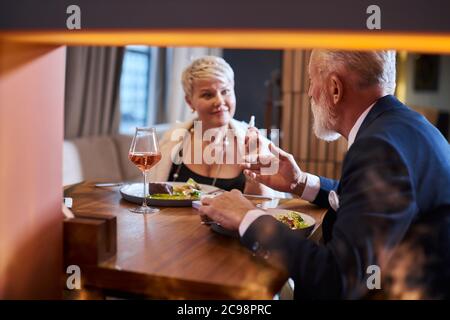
[245,127,270,161]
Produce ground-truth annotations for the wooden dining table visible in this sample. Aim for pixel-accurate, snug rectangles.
[63,181,327,300]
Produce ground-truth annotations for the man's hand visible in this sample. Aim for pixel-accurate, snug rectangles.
[243,142,305,194]
[198,190,256,231]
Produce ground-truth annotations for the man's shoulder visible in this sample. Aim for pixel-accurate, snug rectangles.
[347,100,450,184]
[359,99,445,150]
[371,100,424,129]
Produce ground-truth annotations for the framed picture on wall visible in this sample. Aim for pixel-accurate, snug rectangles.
[414,54,440,91]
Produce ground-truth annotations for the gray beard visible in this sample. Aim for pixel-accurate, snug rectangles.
[311,97,341,142]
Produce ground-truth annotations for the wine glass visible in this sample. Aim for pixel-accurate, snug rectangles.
[128,127,161,214]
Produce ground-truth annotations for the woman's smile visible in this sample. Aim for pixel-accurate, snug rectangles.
[211,105,229,115]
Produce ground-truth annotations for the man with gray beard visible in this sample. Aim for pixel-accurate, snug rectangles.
[199,50,450,299]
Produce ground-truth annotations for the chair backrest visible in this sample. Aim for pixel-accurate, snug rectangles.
[63,136,123,186]
[410,105,439,126]
[63,127,171,186]
[410,105,450,141]
[112,134,141,182]
[63,140,83,186]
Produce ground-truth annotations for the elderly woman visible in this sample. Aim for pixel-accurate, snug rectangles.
[148,56,275,195]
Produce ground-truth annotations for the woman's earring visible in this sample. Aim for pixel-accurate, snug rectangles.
[191,108,195,113]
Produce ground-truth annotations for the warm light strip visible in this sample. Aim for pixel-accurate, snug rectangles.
[2,30,450,53]
[395,51,409,102]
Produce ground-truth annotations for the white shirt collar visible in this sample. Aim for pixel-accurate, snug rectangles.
[347,103,375,150]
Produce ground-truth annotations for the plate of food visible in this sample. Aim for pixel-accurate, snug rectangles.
[268,208,316,237]
[208,208,315,238]
[120,178,222,207]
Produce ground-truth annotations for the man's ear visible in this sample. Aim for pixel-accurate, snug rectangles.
[328,73,343,105]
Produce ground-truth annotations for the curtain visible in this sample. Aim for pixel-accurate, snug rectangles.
[148,47,222,125]
[64,46,125,139]
[147,47,168,125]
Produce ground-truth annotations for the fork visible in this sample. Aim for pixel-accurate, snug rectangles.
[204,188,224,195]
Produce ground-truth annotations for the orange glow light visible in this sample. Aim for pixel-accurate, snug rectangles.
[1,30,450,54]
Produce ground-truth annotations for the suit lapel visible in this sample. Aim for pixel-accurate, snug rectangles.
[323,95,403,243]
[355,95,402,142]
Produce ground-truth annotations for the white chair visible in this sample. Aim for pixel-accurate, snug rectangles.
[63,135,141,186]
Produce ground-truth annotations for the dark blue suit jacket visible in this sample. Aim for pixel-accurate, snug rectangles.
[241,95,450,299]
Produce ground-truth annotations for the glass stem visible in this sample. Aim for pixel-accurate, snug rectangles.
[142,171,148,208]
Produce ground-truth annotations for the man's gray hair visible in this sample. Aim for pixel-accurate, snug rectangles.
[317,50,397,95]
[181,56,234,98]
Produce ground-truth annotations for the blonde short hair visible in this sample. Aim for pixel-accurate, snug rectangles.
[181,56,234,98]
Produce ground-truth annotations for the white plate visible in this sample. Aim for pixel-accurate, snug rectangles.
[267,208,315,226]
[267,208,316,237]
[120,182,222,207]
[209,208,316,238]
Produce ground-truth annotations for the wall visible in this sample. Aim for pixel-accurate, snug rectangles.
[223,50,282,129]
[404,54,450,111]
[0,43,65,298]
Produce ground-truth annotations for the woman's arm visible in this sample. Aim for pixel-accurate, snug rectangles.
[243,175,282,197]
[243,176,264,195]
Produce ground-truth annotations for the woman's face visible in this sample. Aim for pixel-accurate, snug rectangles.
[186,77,236,129]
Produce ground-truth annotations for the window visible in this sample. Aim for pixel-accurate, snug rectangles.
[119,46,151,134]
[119,46,222,135]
